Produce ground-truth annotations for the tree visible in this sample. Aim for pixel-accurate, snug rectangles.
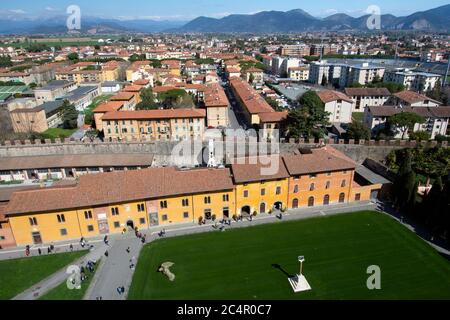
[248,73,255,84]
[84,129,99,142]
[284,91,330,139]
[59,100,78,129]
[388,112,425,139]
[0,56,12,68]
[345,121,371,140]
[408,131,430,142]
[393,149,417,210]
[67,53,79,61]
[136,88,158,110]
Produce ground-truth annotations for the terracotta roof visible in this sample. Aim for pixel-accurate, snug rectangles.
[258,111,288,123]
[101,108,206,121]
[133,79,149,86]
[93,101,124,113]
[0,204,7,222]
[0,154,154,171]
[230,77,274,115]
[152,85,177,93]
[203,83,229,108]
[367,105,450,118]
[110,92,136,101]
[123,85,144,93]
[282,147,356,175]
[394,90,442,105]
[344,88,391,97]
[231,155,290,184]
[5,167,234,215]
[317,90,353,104]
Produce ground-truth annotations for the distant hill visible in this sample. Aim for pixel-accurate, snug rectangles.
[177,4,450,32]
[0,4,449,35]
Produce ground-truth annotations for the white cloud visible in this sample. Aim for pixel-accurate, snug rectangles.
[324,9,338,15]
[9,9,26,14]
[45,6,59,12]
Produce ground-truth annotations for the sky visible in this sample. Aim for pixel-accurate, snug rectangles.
[1,0,449,21]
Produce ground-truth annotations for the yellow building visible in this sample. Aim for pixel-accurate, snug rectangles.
[3,147,388,247]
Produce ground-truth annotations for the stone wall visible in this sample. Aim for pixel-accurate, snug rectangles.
[0,138,447,166]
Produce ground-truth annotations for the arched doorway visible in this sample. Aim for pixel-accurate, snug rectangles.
[308,196,315,207]
[241,206,251,216]
[273,202,283,211]
[339,193,345,203]
[323,195,330,205]
[259,203,266,214]
[126,220,134,230]
[292,198,299,209]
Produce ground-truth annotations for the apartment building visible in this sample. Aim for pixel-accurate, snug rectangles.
[338,63,386,88]
[364,106,450,139]
[10,100,65,133]
[384,69,443,92]
[279,44,311,57]
[308,61,344,86]
[203,83,230,128]
[56,61,122,84]
[244,67,264,87]
[288,66,310,81]
[101,108,206,141]
[2,146,386,247]
[390,90,443,107]
[344,87,391,112]
[317,90,353,124]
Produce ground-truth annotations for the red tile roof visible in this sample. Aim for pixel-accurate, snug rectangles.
[101,108,206,121]
[317,90,353,104]
[231,155,290,184]
[93,101,125,113]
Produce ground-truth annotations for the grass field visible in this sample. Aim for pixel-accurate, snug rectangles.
[128,211,450,300]
[0,251,86,300]
[41,128,77,139]
[39,259,100,300]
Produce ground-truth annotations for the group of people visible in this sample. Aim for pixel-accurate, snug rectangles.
[80,260,97,282]
[135,230,147,244]
[25,244,56,257]
[158,229,167,238]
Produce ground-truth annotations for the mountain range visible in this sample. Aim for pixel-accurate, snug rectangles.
[0,4,449,34]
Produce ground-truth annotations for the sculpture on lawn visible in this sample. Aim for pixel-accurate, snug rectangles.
[158,262,175,281]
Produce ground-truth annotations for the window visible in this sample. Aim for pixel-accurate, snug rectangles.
[308,197,315,207]
[114,221,120,228]
[275,186,281,195]
[182,199,189,207]
[29,217,38,226]
[137,204,145,212]
[160,201,168,209]
[243,190,249,198]
[87,225,94,232]
[204,196,211,204]
[162,214,168,221]
[355,193,361,201]
[323,195,330,205]
[309,174,317,178]
[139,218,146,225]
[292,198,299,209]
[341,180,346,188]
[57,214,65,223]
[111,207,119,216]
[260,188,266,196]
[310,183,315,191]
[183,212,189,219]
[339,193,346,203]
[223,194,229,202]
[293,185,299,193]
[60,228,67,236]
[84,211,92,219]
[326,181,331,189]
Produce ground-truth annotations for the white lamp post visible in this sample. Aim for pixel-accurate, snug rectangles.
[298,256,305,276]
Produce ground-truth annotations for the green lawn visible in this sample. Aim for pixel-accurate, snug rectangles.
[0,251,87,300]
[41,128,77,139]
[128,211,450,300]
[39,259,101,300]
[82,95,113,116]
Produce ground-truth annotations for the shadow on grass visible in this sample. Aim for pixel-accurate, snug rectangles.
[271,264,295,278]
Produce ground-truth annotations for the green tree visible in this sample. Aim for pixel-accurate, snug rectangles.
[393,149,417,210]
[0,56,13,68]
[136,88,158,110]
[345,121,371,140]
[388,112,425,139]
[59,100,78,129]
[67,53,79,61]
[408,131,430,141]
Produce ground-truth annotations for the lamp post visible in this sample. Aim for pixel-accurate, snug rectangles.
[298,256,305,276]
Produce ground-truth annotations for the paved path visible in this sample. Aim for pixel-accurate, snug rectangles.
[13,242,108,300]
[85,233,144,300]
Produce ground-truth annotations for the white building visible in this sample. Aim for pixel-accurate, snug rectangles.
[317,90,353,124]
[390,90,443,107]
[384,68,443,92]
[364,106,450,139]
[288,66,310,81]
[338,63,386,88]
[308,61,344,86]
[344,87,391,113]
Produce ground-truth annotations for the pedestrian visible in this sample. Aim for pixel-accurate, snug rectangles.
[38,248,42,255]
[121,286,125,294]
[117,287,122,295]
[80,237,86,248]
[25,245,30,257]
[47,247,51,254]
[50,244,55,252]
[69,244,73,252]
[103,235,109,245]
[126,247,130,253]
[104,250,109,257]
[141,236,146,244]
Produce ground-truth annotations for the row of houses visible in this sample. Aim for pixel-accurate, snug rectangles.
[0,146,388,248]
